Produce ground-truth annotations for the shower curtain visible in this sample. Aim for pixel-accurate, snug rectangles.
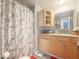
[0,0,34,59]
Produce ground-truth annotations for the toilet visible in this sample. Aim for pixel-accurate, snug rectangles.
[18,56,30,59]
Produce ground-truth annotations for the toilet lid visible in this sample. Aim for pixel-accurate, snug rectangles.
[18,56,30,59]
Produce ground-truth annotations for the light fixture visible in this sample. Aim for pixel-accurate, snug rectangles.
[58,0,65,5]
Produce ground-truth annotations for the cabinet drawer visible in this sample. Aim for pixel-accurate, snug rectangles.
[71,40,77,46]
[71,40,77,43]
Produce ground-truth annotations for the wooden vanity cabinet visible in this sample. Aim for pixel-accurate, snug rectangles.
[51,36,78,59]
[38,34,78,59]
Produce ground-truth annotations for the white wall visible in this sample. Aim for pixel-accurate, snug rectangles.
[35,4,42,50]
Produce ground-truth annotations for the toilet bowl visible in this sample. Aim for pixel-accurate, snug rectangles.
[18,56,30,59]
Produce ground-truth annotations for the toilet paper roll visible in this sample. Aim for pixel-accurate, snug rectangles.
[3,51,10,59]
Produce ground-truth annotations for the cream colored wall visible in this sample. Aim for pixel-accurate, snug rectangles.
[53,0,77,28]
[77,0,79,27]
[54,3,76,13]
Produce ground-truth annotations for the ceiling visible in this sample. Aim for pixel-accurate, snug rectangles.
[36,0,77,9]
[19,0,77,10]
[36,0,57,9]
[19,0,35,8]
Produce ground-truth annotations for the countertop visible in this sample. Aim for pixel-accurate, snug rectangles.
[41,34,79,37]
[40,34,79,46]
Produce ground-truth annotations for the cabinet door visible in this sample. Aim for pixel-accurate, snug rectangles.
[78,49,79,59]
[70,37,78,59]
[63,37,78,59]
[50,36,58,55]
[38,10,54,26]
[38,35,50,53]
[50,11,54,26]
[43,10,51,26]
[50,36,63,57]
[63,40,71,59]
[57,38,64,58]
[38,36,45,51]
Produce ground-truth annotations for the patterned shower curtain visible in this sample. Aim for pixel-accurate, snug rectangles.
[0,0,34,59]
